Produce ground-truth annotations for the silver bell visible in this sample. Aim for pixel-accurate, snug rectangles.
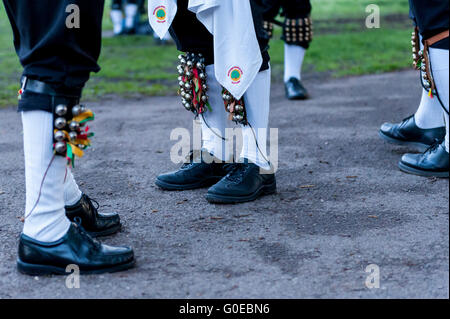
[55,117,67,129]
[185,83,192,90]
[235,105,244,112]
[179,81,185,87]
[202,84,208,91]
[201,95,208,102]
[423,80,431,89]
[69,121,80,131]
[196,62,204,69]
[185,94,192,100]
[187,61,193,67]
[55,104,67,116]
[55,142,67,154]
[418,50,424,57]
[199,73,206,80]
[54,130,66,142]
[421,65,427,72]
[185,71,193,78]
[235,115,244,122]
[69,131,78,141]
[72,105,82,116]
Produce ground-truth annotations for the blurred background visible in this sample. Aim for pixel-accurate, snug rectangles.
[0,0,411,108]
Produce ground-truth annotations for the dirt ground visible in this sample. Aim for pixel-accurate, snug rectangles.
[0,70,448,298]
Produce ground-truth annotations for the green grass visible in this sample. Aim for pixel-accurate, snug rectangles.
[0,0,411,108]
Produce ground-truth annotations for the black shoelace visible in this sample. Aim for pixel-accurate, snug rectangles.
[224,163,250,183]
[73,217,101,250]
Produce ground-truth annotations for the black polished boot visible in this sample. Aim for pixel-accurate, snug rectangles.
[399,141,449,177]
[285,77,309,100]
[17,223,134,276]
[65,194,121,238]
[156,150,229,191]
[206,162,276,204]
[379,115,445,152]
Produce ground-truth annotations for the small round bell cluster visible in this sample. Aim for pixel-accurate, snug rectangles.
[222,88,248,125]
[411,30,434,92]
[178,52,209,116]
[53,104,87,156]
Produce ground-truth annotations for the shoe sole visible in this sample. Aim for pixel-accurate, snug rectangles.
[287,95,308,101]
[17,258,135,276]
[88,223,122,238]
[155,176,223,191]
[206,180,277,204]
[398,161,449,178]
[378,130,430,152]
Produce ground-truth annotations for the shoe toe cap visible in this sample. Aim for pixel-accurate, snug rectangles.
[400,153,419,167]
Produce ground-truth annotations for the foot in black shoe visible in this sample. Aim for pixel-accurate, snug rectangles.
[156,150,228,191]
[206,162,276,204]
[399,141,449,177]
[379,115,445,152]
[65,194,121,238]
[285,77,309,100]
[17,223,134,276]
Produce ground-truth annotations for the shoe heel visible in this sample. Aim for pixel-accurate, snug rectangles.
[17,259,65,276]
[263,180,277,195]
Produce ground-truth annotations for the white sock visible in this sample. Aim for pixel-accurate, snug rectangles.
[125,4,138,29]
[201,65,231,161]
[63,169,82,206]
[240,68,272,170]
[414,87,445,129]
[22,111,71,243]
[284,44,306,82]
[110,9,124,34]
[429,47,449,152]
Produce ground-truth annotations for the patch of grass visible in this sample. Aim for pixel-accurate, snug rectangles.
[0,0,412,108]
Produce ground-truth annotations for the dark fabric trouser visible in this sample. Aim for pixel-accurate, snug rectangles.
[262,0,312,49]
[409,0,449,49]
[263,0,311,20]
[2,0,105,112]
[169,0,271,71]
[111,0,139,10]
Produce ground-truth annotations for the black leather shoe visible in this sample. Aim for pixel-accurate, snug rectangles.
[206,162,276,204]
[379,115,445,152]
[65,194,121,238]
[399,141,449,177]
[17,223,135,276]
[156,150,228,191]
[285,77,309,100]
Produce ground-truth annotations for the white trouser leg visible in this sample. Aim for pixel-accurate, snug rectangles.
[124,3,138,29]
[64,169,82,206]
[415,36,446,129]
[201,64,231,161]
[110,10,124,35]
[429,47,449,151]
[414,87,445,129]
[284,44,306,82]
[22,111,71,243]
[240,68,272,170]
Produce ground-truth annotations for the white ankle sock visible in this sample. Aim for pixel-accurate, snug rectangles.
[110,9,124,35]
[125,4,138,29]
[284,44,306,82]
[429,48,449,152]
[201,65,231,161]
[22,111,71,243]
[241,68,272,170]
[64,169,82,206]
[414,87,445,129]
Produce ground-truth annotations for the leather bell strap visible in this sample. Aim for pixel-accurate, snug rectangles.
[424,30,449,47]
